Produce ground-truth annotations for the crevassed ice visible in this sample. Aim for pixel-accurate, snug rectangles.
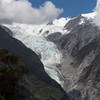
[4,13,94,86]
[4,17,72,86]
[44,67,62,85]
[4,23,63,85]
[4,17,71,36]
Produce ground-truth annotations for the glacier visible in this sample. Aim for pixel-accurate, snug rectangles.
[4,17,70,86]
[3,13,96,87]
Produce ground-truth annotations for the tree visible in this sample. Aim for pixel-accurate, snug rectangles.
[0,49,28,100]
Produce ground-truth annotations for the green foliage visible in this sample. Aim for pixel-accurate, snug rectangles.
[0,96,5,100]
[0,49,8,59]
[23,75,63,100]
[1,53,21,65]
[0,49,28,100]
[0,49,8,55]
[0,49,64,100]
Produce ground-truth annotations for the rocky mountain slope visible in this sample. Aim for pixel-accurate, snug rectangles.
[3,11,100,100]
[47,12,100,100]
[0,26,70,100]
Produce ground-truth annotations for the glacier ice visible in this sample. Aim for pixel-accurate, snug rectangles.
[4,13,95,86]
[4,21,65,85]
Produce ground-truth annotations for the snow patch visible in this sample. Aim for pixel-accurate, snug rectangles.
[2,17,74,86]
[79,18,85,25]
[4,17,71,37]
[53,17,71,26]
[4,23,64,86]
[82,12,96,19]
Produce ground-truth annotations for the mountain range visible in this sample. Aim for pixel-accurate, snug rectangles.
[0,11,100,100]
[0,25,70,100]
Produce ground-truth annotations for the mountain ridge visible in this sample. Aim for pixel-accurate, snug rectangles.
[0,25,70,100]
[2,11,100,100]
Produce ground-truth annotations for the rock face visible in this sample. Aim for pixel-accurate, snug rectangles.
[2,12,100,100]
[47,14,100,100]
[0,25,70,100]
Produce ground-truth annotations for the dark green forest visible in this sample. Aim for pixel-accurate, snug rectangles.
[0,49,28,100]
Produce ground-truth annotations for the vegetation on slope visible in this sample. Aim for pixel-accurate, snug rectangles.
[0,49,67,100]
[0,49,28,100]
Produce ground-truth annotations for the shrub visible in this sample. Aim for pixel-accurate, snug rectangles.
[0,49,28,100]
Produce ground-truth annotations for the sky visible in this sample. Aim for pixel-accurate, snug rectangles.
[29,0,97,17]
[0,0,99,24]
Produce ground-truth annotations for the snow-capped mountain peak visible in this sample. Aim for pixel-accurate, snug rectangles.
[4,17,71,37]
[81,12,96,19]
[3,12,97,87]
[53,17,71,26]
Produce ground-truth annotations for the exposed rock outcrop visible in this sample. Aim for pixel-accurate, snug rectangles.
[47,14,100,100]
[0,25,70,100]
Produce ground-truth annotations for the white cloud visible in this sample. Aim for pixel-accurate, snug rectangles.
[0,0,63,24]
[93,0,100,27]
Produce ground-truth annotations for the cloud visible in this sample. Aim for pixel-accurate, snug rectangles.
[0,0,63,24]
[93,0,100,27]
